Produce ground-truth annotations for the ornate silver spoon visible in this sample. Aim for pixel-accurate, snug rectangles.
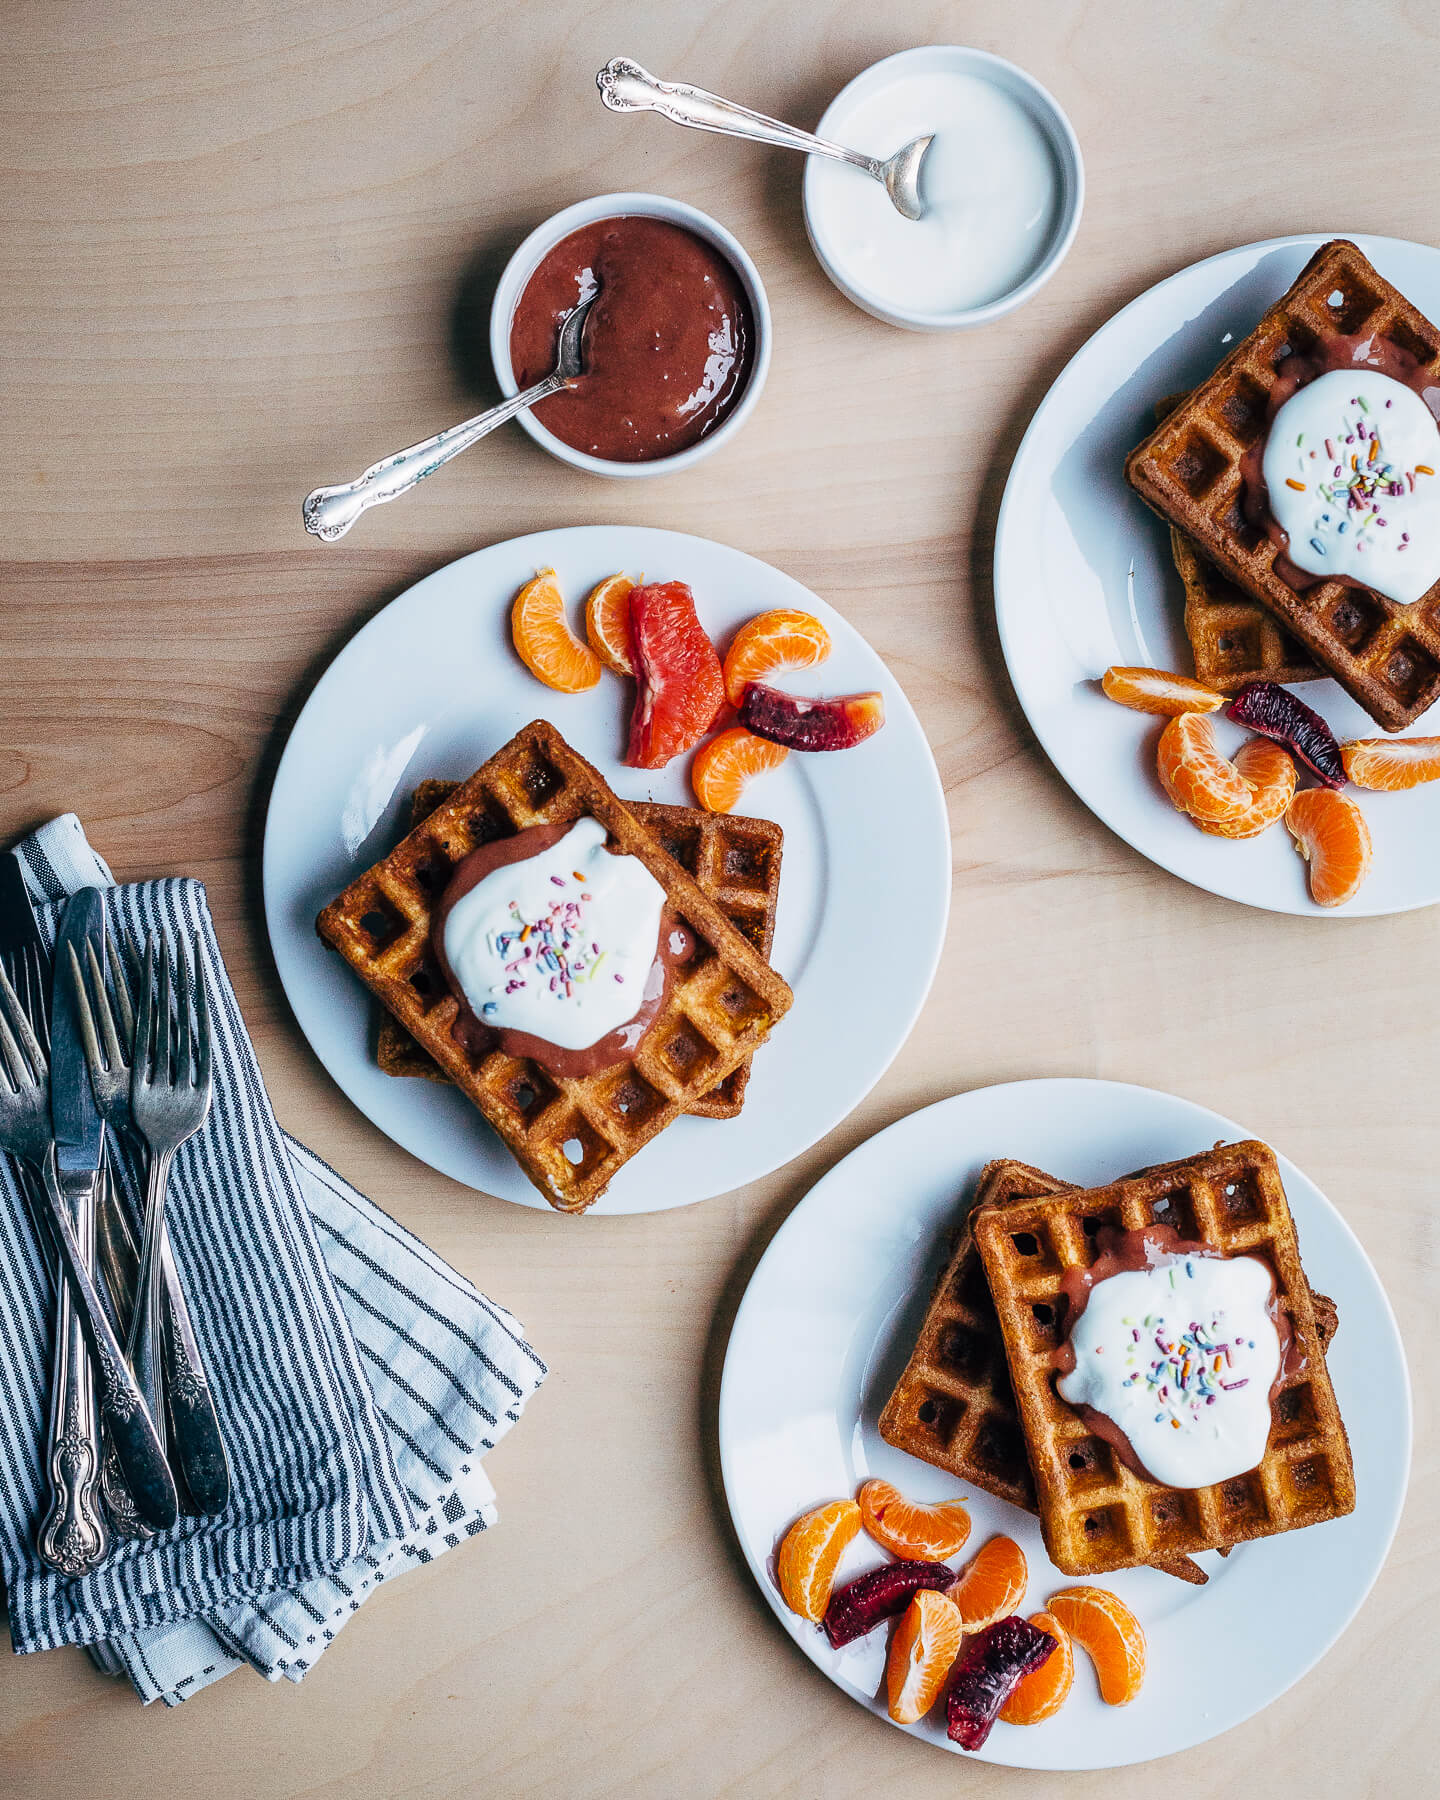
[597,57,932,222]
[302,293,596,542]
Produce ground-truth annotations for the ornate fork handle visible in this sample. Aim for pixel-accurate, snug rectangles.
[37,1151,176,1533]
[35,1175,106,1574]
[596,57,885,179]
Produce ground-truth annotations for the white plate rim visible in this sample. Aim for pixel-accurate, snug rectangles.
[261,524,951,1213]
[995,230,1440,917]
[716,1076,1411,1769]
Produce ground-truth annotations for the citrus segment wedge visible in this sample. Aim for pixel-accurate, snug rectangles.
[857,1480,972,1561]
[1046,1586,1145,1706]
[776,1499,860,1623]
[999,1611,1074,1724]
[887,1589,964,1724]
[510,569,603,693]
[1285,788,1373,907]
[1102,666,1224,715]
[691,728,788,814]
[947,1534,1028,1631]
[723,609,832,707]
[583,572,637,676]
[1341,735,1440,790]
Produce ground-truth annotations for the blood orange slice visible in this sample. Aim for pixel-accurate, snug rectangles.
[626,581,725,770]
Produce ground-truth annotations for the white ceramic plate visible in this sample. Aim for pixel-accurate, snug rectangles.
[718,1078,1409,1769]
[263,526,949,1213]
[996,231,1440,915]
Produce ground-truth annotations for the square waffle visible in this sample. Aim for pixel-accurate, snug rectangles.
[317,721,793,1213]
[881,1160,1215,1584]
[972,1141,1355,1578]
[1153,395,1323,693]
[1127,239,1440,729]
[375,780,783,1121]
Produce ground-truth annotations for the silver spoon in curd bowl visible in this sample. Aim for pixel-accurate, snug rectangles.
[302,292,597,542]
[597,58,933,223]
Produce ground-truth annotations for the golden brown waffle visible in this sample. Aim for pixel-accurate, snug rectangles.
[879,1160,1213,1584]
[375,783,783,1120]
[317,721,793,1213]
[1128,240,1440,729]
[1153,395,1323,692]
[972,1142,1354,1577]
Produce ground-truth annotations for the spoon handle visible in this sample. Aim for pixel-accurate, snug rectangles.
[597,57,881,177]
[302,372,568,542]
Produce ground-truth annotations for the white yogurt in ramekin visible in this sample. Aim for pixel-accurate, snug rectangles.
[804,47,1083,331]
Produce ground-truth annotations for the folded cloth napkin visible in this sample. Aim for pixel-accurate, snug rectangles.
[0,816,545,1703]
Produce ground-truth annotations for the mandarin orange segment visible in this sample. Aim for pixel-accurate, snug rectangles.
[1341,735,1440,790]
[776,1499,861,1623]
[723,608,832,707]
[1285,788,1373,907]
[1102,666,1225,716]
[510,569,603,694]
[999,1611,1075,1725]
[691,727,788,814]
[1195,737,1296,839]
[857,1479,972,1562]
[1156,712,1258,824]
[1046,1587,1145,1707]
[947,1534,1027,1631]
[584,572,637,677]
[886,1589,964,1725]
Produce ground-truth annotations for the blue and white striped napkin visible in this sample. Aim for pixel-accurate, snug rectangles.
[0,816,545,1704]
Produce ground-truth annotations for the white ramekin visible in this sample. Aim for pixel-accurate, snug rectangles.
[489,192,772,479]
[802,46,1085,332]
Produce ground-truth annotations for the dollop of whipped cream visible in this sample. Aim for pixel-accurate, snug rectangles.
[1056,1250,1281,1489]
[1262,368,1440,604]
[442,817,664,1052]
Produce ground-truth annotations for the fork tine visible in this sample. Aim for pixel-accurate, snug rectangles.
[193,935,212,1093]
[109,931,136,1050]
[134,933,156,1086]
[0,964,38,1091]
[174,932,193,1086]
[156,930,173,1086]
[0,956,46,1082]
[84,940,125,1071]
[24,944,51,1054]
[122,929,146,1003]
[66,944,106,1082]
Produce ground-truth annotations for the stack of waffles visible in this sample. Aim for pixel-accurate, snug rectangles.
[880,1143,1352,1583]
[317,721,792,1213]
[1130,239,1440,728]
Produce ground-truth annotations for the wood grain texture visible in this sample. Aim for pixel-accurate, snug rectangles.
[0,1,1435,1795]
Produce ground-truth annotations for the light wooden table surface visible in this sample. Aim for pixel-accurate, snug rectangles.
[1,2,1435,1794]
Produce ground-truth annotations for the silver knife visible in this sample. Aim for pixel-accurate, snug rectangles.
[51,891,176,1534]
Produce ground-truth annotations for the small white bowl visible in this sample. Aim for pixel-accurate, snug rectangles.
[489,191,772,479]
[803,46,1084,332]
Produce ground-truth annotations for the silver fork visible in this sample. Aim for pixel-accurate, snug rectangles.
[124,932,214,1472]
[5,938,109,1572]
[0,963,177,1533]
[69,934,229,1515]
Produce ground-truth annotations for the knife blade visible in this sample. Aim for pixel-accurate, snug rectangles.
[0,852,43,965]
[50,889,106,1176]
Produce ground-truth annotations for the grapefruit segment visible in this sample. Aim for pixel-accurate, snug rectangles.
[626,581,726,769]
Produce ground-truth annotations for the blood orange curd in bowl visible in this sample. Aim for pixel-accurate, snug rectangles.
[490,193,771,478]
[803,46,1083,332]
